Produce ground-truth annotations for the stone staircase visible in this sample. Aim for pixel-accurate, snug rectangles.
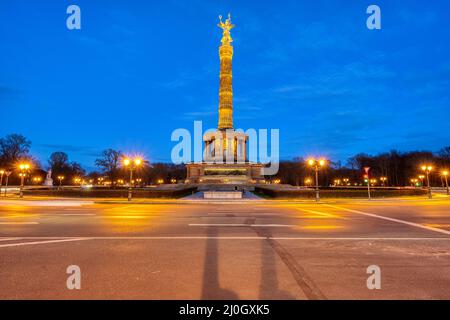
[196,184,255,191]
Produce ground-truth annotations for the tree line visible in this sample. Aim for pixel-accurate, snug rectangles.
[0,134,185,186]
[272,149,450,187]
[1,133,449,187]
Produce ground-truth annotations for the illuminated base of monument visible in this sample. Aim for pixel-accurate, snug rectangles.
[186,129,264,184]
[186,162,264,184]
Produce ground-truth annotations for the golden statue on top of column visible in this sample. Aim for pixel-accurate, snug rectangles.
[218,13,234,44]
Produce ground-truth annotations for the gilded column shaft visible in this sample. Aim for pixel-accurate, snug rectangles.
[217,14,235,130]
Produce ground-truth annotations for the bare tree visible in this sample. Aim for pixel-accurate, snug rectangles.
[0,133,31,167]
[48,152,69,169]
[438,146,450,159]
[95,149,123,188]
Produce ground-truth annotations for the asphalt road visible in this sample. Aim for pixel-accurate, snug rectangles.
[0,198,449,299]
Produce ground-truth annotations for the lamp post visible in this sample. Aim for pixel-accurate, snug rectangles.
[418,175,425,187]
[421,165,433,199]
[57,176,65,190]
[33,177,42,185]
[304,178,312,187]
[364,167,371,200]
[307,158,327,202]
[74,178,82,187]
[123,157,143,201]
[0,170,4,189]
[19,173,27,197]
[442,170,449,196]
[4,171,11,197]
[18,163,30,198]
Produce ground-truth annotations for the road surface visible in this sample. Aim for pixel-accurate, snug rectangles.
[0,198,449,299]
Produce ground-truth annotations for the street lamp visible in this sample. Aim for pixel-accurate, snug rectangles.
[57,175,65,189]
[32,177,42,184]
[74,177,82,186]
[421,165,433,199]
[418,175,425,187]
[18,163,30,198]
[442,170,449,195]
[0,169,4,189]
[123,157,143,201]
[307,158,327,201]
[304,178,312,187]
[3,171,11,197]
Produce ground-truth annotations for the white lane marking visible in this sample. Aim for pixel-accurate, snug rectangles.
[0,238,89,248]
[0,200,93,207]
[0,238,21,242]
[272,237,450,240]
[0,222,39,225]
[0,236,449,242]
[323,204,450,236]
[188,223,293,227]
[252,224,293,227]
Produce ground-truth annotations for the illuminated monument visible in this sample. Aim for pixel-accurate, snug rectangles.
[186,14,263,184]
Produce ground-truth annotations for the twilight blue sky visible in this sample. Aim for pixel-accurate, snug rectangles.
[1,0,449,170]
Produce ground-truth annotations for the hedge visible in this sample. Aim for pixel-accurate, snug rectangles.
[22,187,197,199]
[254,187,428,199]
